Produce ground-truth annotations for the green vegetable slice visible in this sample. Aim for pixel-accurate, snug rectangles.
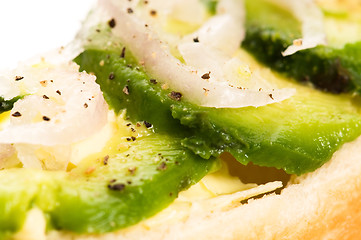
[0,96,21,114]
[0,133,218,238]
[75,48,361,175]
[242,0,361,94]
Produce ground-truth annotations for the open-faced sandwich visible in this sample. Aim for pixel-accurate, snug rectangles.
[1,0,361,239]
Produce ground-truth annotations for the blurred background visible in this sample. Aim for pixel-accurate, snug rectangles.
[0,0,96,69]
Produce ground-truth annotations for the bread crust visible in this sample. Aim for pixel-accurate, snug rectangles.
[47,136,361,240]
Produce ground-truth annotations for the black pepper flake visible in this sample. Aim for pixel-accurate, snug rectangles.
[127,180,132,185]
[201,72,211,79]
[175,161,180,165]
[84,103,89,108]
[123,85,129,95]
[42,116,51,121]
[127,64,133,68]
[120,47,126,58]
[15,76,24,81]
[269,94,274,100]
[108,18,116,28]
[108,183,126,191]
[126,123,132,127]
[157,162,167,171]
[108,72,115,80]
[150,9,157,16]
[193,37,199,43]
[131,136,136,141]
[103,155,109,165]
[169,91,182,101]
[150,79,157,84]
[43,95,49,99]
[126,137,132,141]
[130,128,136,132]
[127,8,134,14]
[12,111,22,117]
[96,28,101,33]
[169,192,173,196]
[56,90,61,95]
[143,121,152,128]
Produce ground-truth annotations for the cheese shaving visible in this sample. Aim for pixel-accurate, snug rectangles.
[268,0,327,56]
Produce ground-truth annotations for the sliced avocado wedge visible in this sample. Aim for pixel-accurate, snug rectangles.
[242,0,361,94]
[0,132,218,238]
[52,134,218,233]
[0,96,21,114]
[74,49,361,175]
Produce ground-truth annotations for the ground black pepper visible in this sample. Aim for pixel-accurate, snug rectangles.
[108,18,116,28]
[201,72,211,79]
[150,10,157,16]
[108,183,126,191]
[157,162,167,171]
[12,111,21,117]
[144,121,152,128]
[109,72,115,80]
[103,155,109,165]
[169,91,182,101]
[15,76,24,81]
[120,47,126,58]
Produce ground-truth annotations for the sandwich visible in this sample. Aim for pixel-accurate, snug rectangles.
[1,0,361,239]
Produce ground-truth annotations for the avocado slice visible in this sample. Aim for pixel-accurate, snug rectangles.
[0,96,21,114]
[74,48,361,175]
[0,132,218,238]
[242,0,361,94]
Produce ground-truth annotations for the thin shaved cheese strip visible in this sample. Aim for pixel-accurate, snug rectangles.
[142,181,283,229]
[193,181,283,211]
[0,62,108,146]
[268,0,327,56]
[100,0,295,108]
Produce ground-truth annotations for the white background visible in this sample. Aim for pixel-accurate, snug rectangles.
[0,0,96,69]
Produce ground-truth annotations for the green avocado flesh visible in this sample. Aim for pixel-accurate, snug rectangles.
[242,0,361,94]
[0,96,20,114]
[75,48,361,175]
[0,133,217,238]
